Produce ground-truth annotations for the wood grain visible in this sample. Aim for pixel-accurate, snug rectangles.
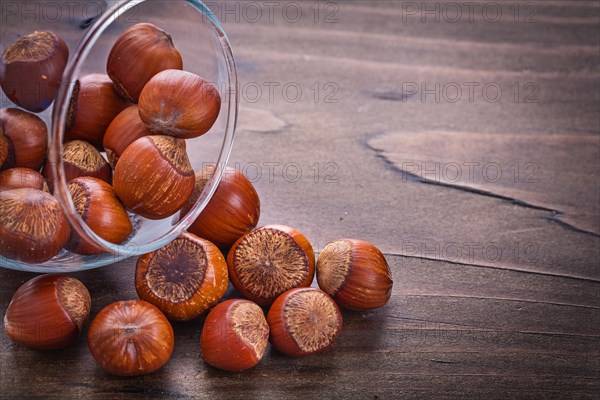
[1,1,599,399]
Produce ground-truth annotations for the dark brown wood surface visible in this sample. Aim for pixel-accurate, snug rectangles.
[1,1,599,399]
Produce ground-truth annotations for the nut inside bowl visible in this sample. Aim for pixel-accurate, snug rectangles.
[0,0,237,273]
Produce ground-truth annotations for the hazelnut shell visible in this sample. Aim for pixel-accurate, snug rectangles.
[66,177,132,255]
[107,23,183,102]
[113,135,194,219]
[182,165,260,250]
[43,140,112,191]
[0,167,48,192]
[65,74,129,148]
[0,31,69,112]
[0,108,48,171]
[227,225,315,306]
[316,239,393,310]
[102,105,153,168]
[201,299,269,371]
[135,233,229,321]
[267,287,342,357]
[4,274,91,350]
[87,300,174,376]
[0,188,70,263]
[138,69,221,139]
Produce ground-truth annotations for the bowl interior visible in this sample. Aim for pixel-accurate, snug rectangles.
[0,0,237,272]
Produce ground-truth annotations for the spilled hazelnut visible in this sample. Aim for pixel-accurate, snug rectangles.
[227,225,315,306]
[267,288,342,357]
[201,299,269,371]
[135,233,229,321]
[4,274,91,350]
[1,108,48,171]
[0,31,69,112]
[182,165,260,250]
[317,239,393,310]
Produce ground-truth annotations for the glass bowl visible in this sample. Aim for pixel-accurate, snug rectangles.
[0,0,237,272]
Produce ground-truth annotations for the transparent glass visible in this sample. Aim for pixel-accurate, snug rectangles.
[0,0,237,272]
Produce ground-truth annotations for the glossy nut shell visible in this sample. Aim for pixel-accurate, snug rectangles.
[4,274,91,350]
[267,288,342,357]
[135,233,229,321]
[201,299,269,371]
[316,239,393,310]
[183,165,260,250]
[0,188,70,263]
[87,300,174,376]
[0,31,69,112]
[227,225,315,306]
[0,108,48,171]
[113,135,194,219]
[66,177,132,255]
[107,23,183,102]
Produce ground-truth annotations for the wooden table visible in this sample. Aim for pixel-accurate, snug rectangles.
[1,1,599,398]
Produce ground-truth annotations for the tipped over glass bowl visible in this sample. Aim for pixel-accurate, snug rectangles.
[0,0,237,272]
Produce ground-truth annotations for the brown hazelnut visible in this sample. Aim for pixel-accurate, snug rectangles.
[182,165,260,250]
[227,225,315,306]
[0,108,48,171]
[107,23,183,102]
[0,188,70,263]
[316,239,393,310]
[43,140,112,190]
[64,74,129,148]
[135,233,229,321]
[138,69,221,139]
[4,274,91,350]
[66,177,132,255]
[0,31,69,112]
[113,135,194,219]
[0,167,48,192]
[102,105,152,168]
[267,288,342,357]
[201,299,269,371]
[87,300,174,376]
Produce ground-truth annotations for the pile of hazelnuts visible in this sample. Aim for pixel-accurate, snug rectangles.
[1,24,393,376]
[0,24,221,261]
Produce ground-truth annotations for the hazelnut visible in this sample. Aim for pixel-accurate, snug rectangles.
[0,167,48,192]
[267,288,342,357]
[0,31,69,112]
[138,69,221,139]
[201,299,269,371]
[65,74,129,148]
[316,239,393,310]
[0,108,48,171]
[87,300,174,376]
[66,177,132,255]
[4,274,91,350]
[182,165,260,250]
[227,225,315,306]
[107,23,183,102]
[43,140,112,190]
[135,233,228,321]
[102,105,153,168]
[0,188,70,263]
[113,135,195,219]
